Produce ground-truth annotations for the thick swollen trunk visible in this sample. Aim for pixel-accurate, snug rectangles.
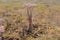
[27,8,33,33]
[0,33,2,40]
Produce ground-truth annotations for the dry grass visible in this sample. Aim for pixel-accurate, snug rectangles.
[0,3,60,40]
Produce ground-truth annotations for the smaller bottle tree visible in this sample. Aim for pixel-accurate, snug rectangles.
[0,18,5,40]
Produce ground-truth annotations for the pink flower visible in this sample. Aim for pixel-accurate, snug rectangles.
[0,26,5,33]
[23,3,37,8]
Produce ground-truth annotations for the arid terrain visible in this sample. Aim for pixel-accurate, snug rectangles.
[0,0,60,40]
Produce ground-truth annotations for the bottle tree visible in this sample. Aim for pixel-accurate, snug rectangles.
[24,3,37,34]
[20,3,37,40]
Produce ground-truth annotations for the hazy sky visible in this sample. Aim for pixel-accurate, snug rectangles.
[0,0,60,6]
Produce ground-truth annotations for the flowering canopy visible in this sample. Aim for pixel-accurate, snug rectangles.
[0,26,5,33]
[23,3,37,8]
